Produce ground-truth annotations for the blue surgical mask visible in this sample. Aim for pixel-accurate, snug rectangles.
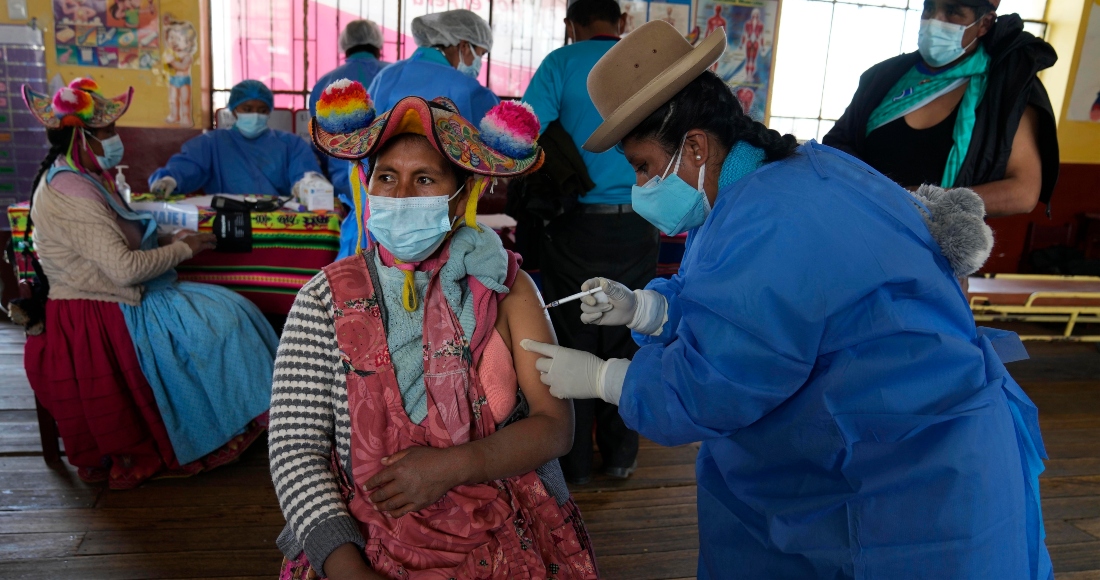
[631,137,709,236]
[457,49,483,78]
[367,185,463,262]
[918,18,979,68]
[86,131,124,170]
[235,113,269,139]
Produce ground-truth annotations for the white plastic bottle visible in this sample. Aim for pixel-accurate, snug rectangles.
[115,165,131,203]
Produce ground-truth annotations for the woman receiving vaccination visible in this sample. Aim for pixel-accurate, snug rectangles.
[19,79,277,489]
[525,21,1051,579]
[269,80,598,579]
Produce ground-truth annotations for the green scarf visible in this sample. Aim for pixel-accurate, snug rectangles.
[865,46,990,188]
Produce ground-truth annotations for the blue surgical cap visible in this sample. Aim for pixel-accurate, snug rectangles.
[228,79,274,111]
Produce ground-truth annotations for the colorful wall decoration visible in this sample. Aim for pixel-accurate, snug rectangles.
[1,0,206,128]
[52,0,160,69]
[162,14,196,126]
[695,0,778,122]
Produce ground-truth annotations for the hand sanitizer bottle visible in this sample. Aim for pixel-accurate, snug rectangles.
[115,165,131,204]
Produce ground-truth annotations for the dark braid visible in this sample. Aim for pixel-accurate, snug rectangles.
[624,71,797,162]
[8,127,69,334]
[32,127,74,195]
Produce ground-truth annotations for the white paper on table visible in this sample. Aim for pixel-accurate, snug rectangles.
[130,202,201,234]
[477,214,518,230]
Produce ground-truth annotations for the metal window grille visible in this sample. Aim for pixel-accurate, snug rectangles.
[208,0,569,123]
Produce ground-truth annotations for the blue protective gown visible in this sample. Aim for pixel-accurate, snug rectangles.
[622,141,1051,579]
[309,53,389,209]
[330,47,502,259]
[148,127,322,196]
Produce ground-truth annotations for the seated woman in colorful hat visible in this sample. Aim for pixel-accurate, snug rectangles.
[19,79,278,489]
[269,80,599,579]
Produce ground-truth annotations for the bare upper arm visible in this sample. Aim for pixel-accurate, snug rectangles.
[971,105,1043,216]
[496,271,570,423]
[1003,106,1042,204]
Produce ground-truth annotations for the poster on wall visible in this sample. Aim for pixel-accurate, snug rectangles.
[621,0,692,37]
[162,15,198,127]
[695,0,777,122]
[1066,0,1100,122]
[621,1,649,34]
[650,2,691,36]
[54,0,159,69]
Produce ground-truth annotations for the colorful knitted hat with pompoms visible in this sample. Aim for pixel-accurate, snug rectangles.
[68,77,101,93]
[479,101,540,159]
[22,77,133,130]
[315,79,376,134]
[52,87,95,127]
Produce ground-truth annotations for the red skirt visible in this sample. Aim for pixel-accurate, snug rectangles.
[25,299,184,486]
[23,298,271,489]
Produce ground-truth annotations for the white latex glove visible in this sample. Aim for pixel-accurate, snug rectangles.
[579,277,636,326]
[580,277,669,336]
[520,339,629,405]
[150,176,176,197]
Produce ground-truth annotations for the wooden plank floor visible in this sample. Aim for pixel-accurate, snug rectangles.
[1,320,1098,578]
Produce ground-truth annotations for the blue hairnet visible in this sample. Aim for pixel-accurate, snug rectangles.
[228,80,274,111]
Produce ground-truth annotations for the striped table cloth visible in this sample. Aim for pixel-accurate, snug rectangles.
[7,201,340,316]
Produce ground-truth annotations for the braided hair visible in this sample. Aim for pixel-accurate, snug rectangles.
[623,71,797,162]
[7,127,71,333]
[32,127,75,194]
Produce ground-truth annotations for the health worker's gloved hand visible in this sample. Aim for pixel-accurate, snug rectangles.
[579,277,636,326]
[150,176,177,198]
[580,277,668,336]
[520,339,629,406]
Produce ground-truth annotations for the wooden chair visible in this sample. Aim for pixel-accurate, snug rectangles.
[35,395,62,465]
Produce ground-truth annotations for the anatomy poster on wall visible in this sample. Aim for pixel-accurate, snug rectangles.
[1066,0,1100,122]
[621,0,692,36]
[695,0,778,122]
[54,0,159,69]
[621,1,649,34]
[650,2,691,36]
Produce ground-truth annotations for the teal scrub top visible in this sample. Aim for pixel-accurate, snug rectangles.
[522,39,635,206]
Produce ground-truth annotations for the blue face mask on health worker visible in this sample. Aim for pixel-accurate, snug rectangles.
[630,135,711,236]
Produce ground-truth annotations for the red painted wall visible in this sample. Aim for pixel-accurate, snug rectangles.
[983,163,1100,273]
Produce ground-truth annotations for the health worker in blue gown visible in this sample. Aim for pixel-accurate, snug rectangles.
[308,19,388,221]
[521,21,1052,580]
[148,80,324,197]
[329,8,500,259]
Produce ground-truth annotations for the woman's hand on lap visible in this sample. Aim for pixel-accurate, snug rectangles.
[365,446,466,518]
[178,232,216,256]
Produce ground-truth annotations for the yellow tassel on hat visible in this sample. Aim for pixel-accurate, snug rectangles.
[464,177,488,232]
[351,160,366,255]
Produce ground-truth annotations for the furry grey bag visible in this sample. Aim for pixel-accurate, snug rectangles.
[908,184,993,278]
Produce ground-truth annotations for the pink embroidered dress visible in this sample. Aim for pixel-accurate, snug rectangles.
[276,243,598,579]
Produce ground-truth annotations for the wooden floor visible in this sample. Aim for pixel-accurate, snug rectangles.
[0,320,1098,579]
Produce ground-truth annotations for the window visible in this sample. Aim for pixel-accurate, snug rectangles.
[767,0,1049,142]
[209,0,568,116]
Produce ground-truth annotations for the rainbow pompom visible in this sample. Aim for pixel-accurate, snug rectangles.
[316,79,375,134]
[479,101,539,158]
[53,87,95,126]
[68,77,101,94]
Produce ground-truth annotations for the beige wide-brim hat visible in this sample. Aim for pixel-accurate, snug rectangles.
[584,20,725,152]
